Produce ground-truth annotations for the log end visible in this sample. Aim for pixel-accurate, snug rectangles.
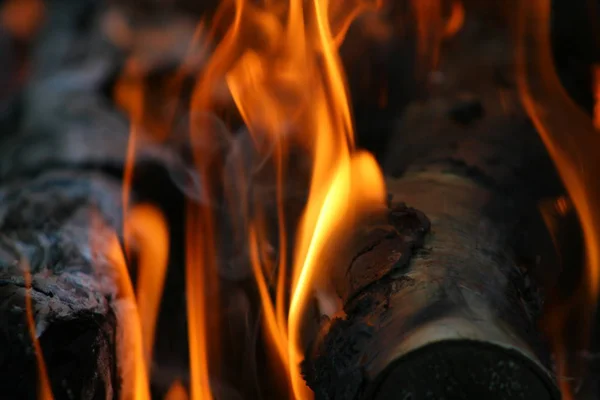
[365,340,560,400]
[0,281,118,400]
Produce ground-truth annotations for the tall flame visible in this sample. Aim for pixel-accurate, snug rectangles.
[516,0,600,397]
[192,0,387,397]
[33,0,389,399]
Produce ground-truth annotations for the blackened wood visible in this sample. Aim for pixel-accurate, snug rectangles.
[0,170,124,399]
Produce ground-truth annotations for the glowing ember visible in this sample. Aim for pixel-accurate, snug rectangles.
[517,0,600,398]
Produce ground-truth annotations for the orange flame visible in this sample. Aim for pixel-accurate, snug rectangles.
[199,0,387,397]
[165,381,189,400]
[516,0,600,397]
[128,205,170,367]
[185,202,216,400]
[91,201,167,400]
[106,233,152,400]
[0,0,45,41]
[443,0,464,38]
[410,0,464,73]
[594,65,600,130]
[23,264,54,400]
[108,0,386,398]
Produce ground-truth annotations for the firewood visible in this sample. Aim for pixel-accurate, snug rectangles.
[302,3,571,399]
[0,170,126,399]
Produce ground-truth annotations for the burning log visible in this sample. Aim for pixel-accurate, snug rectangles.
[0,170,124,399]
[302,3,571,399]
[303,173,561,399]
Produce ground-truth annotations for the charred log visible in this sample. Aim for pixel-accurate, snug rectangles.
[0,170,126,400]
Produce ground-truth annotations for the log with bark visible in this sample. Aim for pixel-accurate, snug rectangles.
[0,2,141,398]
[302,3,573,399]
[0,170,124,399]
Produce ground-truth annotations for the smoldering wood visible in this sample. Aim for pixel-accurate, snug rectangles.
[0,170,125,400]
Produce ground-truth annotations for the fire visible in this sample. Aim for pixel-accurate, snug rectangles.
[23,265,53,400]
[34,0,387,398]
[444,0,464,38]
[127,205,170,367]
[106,232,152,400]
[594,65,600,130]
[516,0,600,397]
[165,381,189,400]
[410,0,464,73]
[176,0,386,397]
[0,0,45,41]
[205,0,386,397]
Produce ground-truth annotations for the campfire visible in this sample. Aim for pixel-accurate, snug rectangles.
[0,0,599,399]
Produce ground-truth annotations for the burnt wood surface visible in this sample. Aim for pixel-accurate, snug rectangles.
[0,171,124,399]
[0,2,131,398]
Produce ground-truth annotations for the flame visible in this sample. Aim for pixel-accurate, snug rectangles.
[23,264,54,400]
[165,381,189,400]
[128,205,170,366]
[409,0,464,74]
[108,0,386,398]
[106,232,152,400]
[516,0,600,397]
[203,0,386,397]
[443,0,464,38]
[594,65,600,130]
[0,0,45,41]
[185,203,216,400]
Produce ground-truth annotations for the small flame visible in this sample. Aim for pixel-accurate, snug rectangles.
[443,0,464,38]
[23,264,54,400]
[185,203,216,400]
[106,233,152,400]
[165,381,189,400]
[0,0,45,41]
[516,0,600,397]
[94,202,168,400]
[128,205,170,366]
[594,65,600,130]
[410,0,464,74]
